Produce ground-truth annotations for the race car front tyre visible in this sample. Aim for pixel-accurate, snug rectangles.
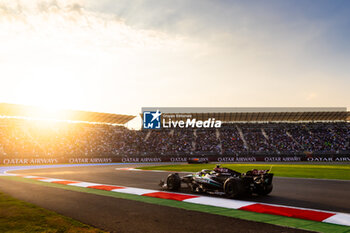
[224,178,245,199]
[166,173,181,191]
[257,184,273,196]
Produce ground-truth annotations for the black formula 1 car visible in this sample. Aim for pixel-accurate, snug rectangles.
[159,167,273,198]
[187,157,209,164]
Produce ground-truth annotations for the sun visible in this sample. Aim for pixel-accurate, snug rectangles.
[12,67,85,112]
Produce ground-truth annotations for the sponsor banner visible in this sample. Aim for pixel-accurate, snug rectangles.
[1,158,115,165]
[170,157,188,162]
[306,156,350,162]
[217,157,257,162]
[217,156,348,163]
[1,158,59,165]
[68,158,113,163]
[121,157,162,163]
[263,156,302,162]
[1,155,350,165]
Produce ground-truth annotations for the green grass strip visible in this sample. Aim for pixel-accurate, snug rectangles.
[139,164,350,180]
[1,176,350,233]
[0,184,106,233]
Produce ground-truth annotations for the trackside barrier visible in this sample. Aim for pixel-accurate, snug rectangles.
[1,155,350,165]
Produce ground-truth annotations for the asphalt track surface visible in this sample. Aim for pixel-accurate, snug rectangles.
[9,164,350,213]
[1,164,349,233]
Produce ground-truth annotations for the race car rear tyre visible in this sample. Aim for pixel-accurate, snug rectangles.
[257,184,273,196]
[166,173,181,191]
[224,178,245,198]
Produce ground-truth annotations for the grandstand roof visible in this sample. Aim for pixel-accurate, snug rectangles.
[0,103,135,124]
[143,107,350,122]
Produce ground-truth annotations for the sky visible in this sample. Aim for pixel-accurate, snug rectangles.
[0,0,349,128]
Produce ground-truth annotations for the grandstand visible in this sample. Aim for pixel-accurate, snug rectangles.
[0,104,349,164]
[0,103,135,124]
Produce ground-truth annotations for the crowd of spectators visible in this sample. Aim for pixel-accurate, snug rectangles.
[0,118,349,157]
